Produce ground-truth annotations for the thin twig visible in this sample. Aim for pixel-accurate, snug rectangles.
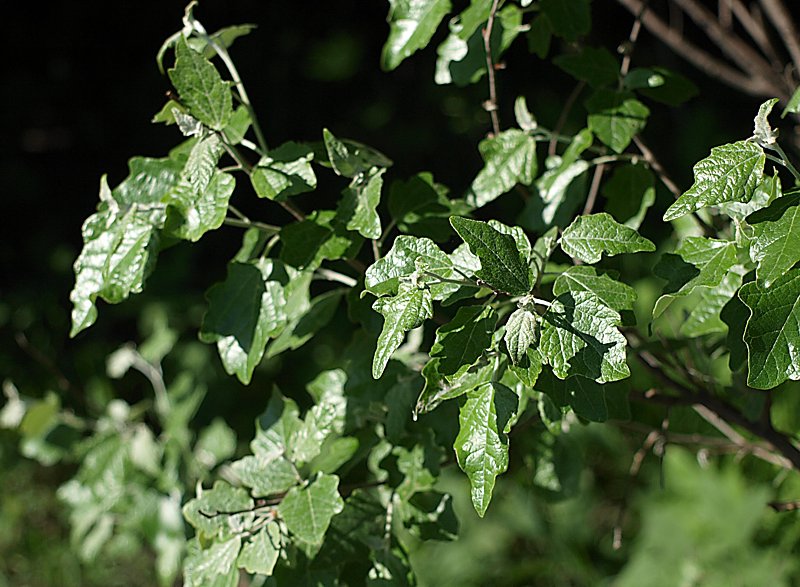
[729,0,783,67]
[769,500,800,512]
[482,0,502,136]
[758,0,800,80]
[583,163,606,215]
[548,82,585,157]
[223,217,281,234]
[613,428,661,550]
[632,135,681,199]
[315,268,357,287]
[15,332,74,393]
[620,0,651,77]
[615,0,778,96]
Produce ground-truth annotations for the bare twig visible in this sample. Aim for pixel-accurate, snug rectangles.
[620,0,651,77]
[730,0,783,67]
[548,82,585,157]
[583,163,606,215]
[615,0,780,96]
[482,0,502,136]
[759,0,800,78]
[769,500,800,512]
[613,428,661,550]
[632,135,682,199]
[15,332,74,393]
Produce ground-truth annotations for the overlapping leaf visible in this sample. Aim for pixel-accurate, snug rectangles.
[337,169,384,239]
[278,474,344,545]
[251,141,317,201]
[504,308,538,365]
[553,266,637,312]
[372,285,433,378]
[430,305,496,377]
[739,269,800,389]
[365,235,454,298]
[560,213,655,263]
[450,216,531,295]
[746,193,800,286]
[586,90,649,154]
[663,141,764,221]
[199,259,288,384]
[540,291,629,383]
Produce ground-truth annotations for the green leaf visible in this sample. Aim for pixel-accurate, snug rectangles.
[540,0,590,41]
[168,37,232,131]
[280,210,358,271]
[166,169,234,242]
[454,382,518,516]
[629,67,698,106]
[415,358,494,416]
[753,98,780,147]
[586,90,649,154]
[188,24,258,59]
[681,270,743,337]
[653,237,737,316]
[70,175,168,336]
[278,473,345,545]
[514,95,537,131]
[540,291,629,383]
[553,266,637,312]
[450,216,531,295]
[746,193,800,287]
[399,491,459,541]
[527,15,552,58]
[183,481,253,538]
[663,141,765,221]
[388,172,453,239]
[292,403,338,464]
[199,259,288,384]
[365,235,454,299]
[560,212,655,263]
[381,0,452,71]
[504,308,538,365]
[322,128,392,178]
[555,46,619,88]
[184,537,241,587]
[251,141,317,200]
[431,305,497,377]
[237,523,281,576]
[782,86,800,118]
[466,129,537,208]
[372,286,433,378]
[601,163,656,229]
[739,269,800,389]
[536,369,609,422]
[266,290,343,359]
[337,169,384,239]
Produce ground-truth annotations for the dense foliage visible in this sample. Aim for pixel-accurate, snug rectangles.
[5,0,800,585]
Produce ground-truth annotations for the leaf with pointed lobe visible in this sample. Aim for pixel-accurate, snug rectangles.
[278,474,344,545]
[586,90,649,153]
[553,266,637,312]
[466,129,537,208]
[746,192,800,287]
[251,141,317,201]
[372,286,433,379]
[560,212,655,263]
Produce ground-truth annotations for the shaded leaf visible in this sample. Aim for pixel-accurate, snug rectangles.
[237,523,281,576]
[555,46,619,88]
[629,66,698,106]
[739,269,800,389]
[251,141,317,200]
[338,169,384,239]
[553,266,637,312]
[540,0,590,41]
[681,270,743,337]
[430,305,496,377]
[586,90,649,154]
[601,162,656,229]
[747,193,800,287]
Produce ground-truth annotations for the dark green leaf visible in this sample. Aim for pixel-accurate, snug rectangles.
[337,169,384,239]
[527,15,552,58]
[430,305,496,377]
[381,0,452,71]
[280,210,358,271]
[555,46,619,88]
[664,141,765,221]
[321,129,392,178]
[540,0,590,41]
[560,212,655,263]
[586,89,649,153]
[466,129,537,208]
[601,163,656,229]
[629,67,698,106]
[278,473,344,545]
[169,37,232,131]
[454,382,518,516]
[266,290,343,359]
[739,269,800,389]
[450,216,531,295]
[199,260,288,384]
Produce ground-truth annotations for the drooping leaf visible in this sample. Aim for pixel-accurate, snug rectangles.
[663,141,765,221]
[430,305,496,377]
[321,128,392,178]
[278,474,345,545]
[514,95,537,131]
[415,358,494,416]
[553,266,637,312]
[539,0,590,41]
[601,162,656,229]
[372,286,433,379]
[554,46,619,88]
[70,175,169,336]
[365,235,454,298]
[739,269,800,389]
[585,89,649,154]
[454,382,518,516]
[337,169,384,239]
[560,212,655,263]
[168,37,232,131]
[504,308,538,365]
[450,216,531,295]
[381,0,452,71]
[251,141,317,200]
[466,129,537,208]
[653,237,737,316]
[746,193,800,287]
[199,259,288,384]
[540,291,629,383]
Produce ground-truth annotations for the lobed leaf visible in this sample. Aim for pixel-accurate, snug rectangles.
[586,90,649,153]
[251,141,317,201]
[746,193,800,287]
[278,474,344,545]
[337,169,384,239]
[560,212,655,263]
[663,141,764,221]
[372,286,433,378]
[365,235,454,298]
[553,266,637,312]
[466,129,537,208]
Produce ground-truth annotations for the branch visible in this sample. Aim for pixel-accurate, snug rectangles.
[729,0,783,67]
[482,0,502,136]
[759,0,800,80]
[615,0,779,97]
